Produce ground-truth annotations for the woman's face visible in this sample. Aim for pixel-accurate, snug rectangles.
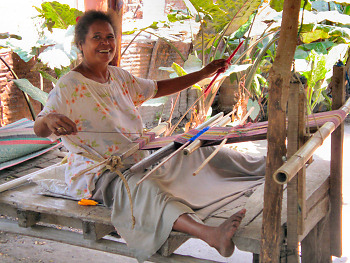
[80,20,116,66]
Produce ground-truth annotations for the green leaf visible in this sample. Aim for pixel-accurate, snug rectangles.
[294,48,309,59]
[54,66,71,79]
[301,29,330,43]
[171,62,202,90]
[158,66,175,73]
[270,0,284,12]
[297,41,334,54]
[247,99,260,121]
[301,50,328,112]
[183,54,203,73]
[344,5,350,15]
[187,0,261,35]
[233,13,255,39]
[35,1,83,31]
[39,70,58,84]
[171,62,189,77]
[167,10,191,22]
[12,79,49,106]
[271,0,311,12]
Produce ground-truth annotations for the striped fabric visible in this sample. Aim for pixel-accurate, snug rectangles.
[0,118,61,170]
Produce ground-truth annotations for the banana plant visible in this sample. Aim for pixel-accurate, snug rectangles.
[182,0,262,65]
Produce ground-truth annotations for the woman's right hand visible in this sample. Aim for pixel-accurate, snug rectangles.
[34,113,78,137]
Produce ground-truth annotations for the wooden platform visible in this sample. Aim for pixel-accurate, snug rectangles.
[0,143,332,262]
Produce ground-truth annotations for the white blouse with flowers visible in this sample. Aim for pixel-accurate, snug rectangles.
[39,66,157,199]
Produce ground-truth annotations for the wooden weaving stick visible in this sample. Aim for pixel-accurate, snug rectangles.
[191,107,255,176]
[129,112,224,174]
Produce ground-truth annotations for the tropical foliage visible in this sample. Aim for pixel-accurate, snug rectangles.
[1,0,350,125]
[0,1,82,79]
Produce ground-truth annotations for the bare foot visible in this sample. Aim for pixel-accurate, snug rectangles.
[207,208,246,257]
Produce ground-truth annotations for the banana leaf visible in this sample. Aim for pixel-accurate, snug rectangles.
[12,79,48,106]
[184,0,261,35]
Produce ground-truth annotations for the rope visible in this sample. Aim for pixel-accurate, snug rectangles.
[75,154,136,229]
[105,156,136,229]
[62,137,138,229]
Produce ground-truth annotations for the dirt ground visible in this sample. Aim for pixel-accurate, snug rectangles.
[0,124,349,263]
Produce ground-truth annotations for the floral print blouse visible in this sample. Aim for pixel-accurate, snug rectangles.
[39,66,157,199]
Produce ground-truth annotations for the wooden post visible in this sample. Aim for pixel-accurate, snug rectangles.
[286,79,306,262]
[17,210,40,228]
[108,0,123,66]
[297,82,306,235]
[301,215,331,263]
[330,63,345,257]
[82,221,115,240]
[260,0,301,262]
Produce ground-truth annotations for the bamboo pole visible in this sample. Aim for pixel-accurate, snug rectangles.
[273,96,350,184]
[274,121,335,184]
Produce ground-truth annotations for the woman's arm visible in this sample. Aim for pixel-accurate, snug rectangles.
[34,113,77,137]
[154,59,229,98]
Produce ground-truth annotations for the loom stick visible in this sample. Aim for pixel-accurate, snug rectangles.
[136,141,191,185]
[183,106,253,156]
[183,113,232,155]
[192,138,228,176]
[190,108,254,172]
[129,112,224,173]
[136,123,215,184]
[0,163,61,193]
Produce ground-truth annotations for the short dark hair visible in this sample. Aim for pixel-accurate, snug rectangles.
[74,10,116,48]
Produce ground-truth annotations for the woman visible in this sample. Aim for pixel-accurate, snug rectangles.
[34,10,265,262]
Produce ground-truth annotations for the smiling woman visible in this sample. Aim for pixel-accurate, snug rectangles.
[31,9,261,263]
[74,11,117,83]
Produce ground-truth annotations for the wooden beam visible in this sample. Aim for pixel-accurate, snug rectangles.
[260,0,301,261]
[297,83,306,235]
[330,64,345,257]
[286,81,304,262]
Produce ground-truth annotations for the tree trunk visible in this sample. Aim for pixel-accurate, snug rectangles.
[108,0,124,67]
[260,1,301,262]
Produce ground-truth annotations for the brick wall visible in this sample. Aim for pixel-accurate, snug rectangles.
[0,50,55,126]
